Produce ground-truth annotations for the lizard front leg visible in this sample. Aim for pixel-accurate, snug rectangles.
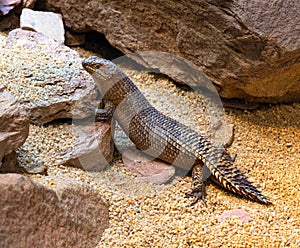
[95,100,115,122]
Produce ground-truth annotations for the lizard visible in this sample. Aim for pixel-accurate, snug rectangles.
[82,56,272,206]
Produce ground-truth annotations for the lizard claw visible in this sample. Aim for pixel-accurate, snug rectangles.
[184,190,207,207]
[231,153,237,162]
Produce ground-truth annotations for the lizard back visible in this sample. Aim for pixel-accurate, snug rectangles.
[82,56,272,205]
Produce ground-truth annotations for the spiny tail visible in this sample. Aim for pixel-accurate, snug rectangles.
[207,151,272,204]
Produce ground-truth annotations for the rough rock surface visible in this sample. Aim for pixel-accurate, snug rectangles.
[62,120,114,171]
[0,83,29,170]
[20,8,65,44]
[1,29,99,125]
[44,0,300,103]
[122,149,175,184]
[0,173,109,248]
[0,151,23,173]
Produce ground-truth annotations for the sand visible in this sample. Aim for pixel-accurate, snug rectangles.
[1,38,299,247]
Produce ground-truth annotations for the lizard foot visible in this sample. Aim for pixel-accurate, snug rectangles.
[84,102,111,122]
[95,101,115,122]
[184,184,207,207]
[95,108,111,122]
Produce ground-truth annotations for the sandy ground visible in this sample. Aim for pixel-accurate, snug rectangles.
[30,78,300,247]
[1,38,299,247]
[27,96,300,248]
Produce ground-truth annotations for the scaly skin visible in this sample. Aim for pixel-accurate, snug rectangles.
[82,56,272,205]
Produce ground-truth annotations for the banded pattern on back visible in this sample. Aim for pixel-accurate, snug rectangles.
[82,56,272,205]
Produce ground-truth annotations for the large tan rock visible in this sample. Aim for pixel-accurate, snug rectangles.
[1,29,99,125]
[0,83,29,170]
[0,174,109,248]
[44,0,300,103]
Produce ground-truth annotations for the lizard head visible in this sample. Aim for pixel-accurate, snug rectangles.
[82,56,127,95]
[82,56,124,79]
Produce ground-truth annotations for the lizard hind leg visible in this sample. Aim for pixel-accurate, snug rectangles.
[185,163,211,206]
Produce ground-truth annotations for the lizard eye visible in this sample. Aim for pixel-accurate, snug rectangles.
[95,63,105,69]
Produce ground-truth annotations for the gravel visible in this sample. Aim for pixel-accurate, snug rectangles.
[17,121,76,171]
[3,43,299,247]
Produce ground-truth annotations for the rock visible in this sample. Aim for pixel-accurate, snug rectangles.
[0,151,46,175]
[44,0,300,103]
[1,29,99,125]
[220,209,252,223]
[0,83,29,170]
[20,8,65,44]
[62,120,114,171]
[122,149,175,184]
[230,1,299,51]
[0,173,109,248]
[0,151,24,173]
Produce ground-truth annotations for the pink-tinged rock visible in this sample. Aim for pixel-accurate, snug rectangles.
[220,209,252,223]
[61,121,114,171]
[0,173,109,248]
[0,83,29,169]
[122,149,175,184]
[0,85,46,174]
